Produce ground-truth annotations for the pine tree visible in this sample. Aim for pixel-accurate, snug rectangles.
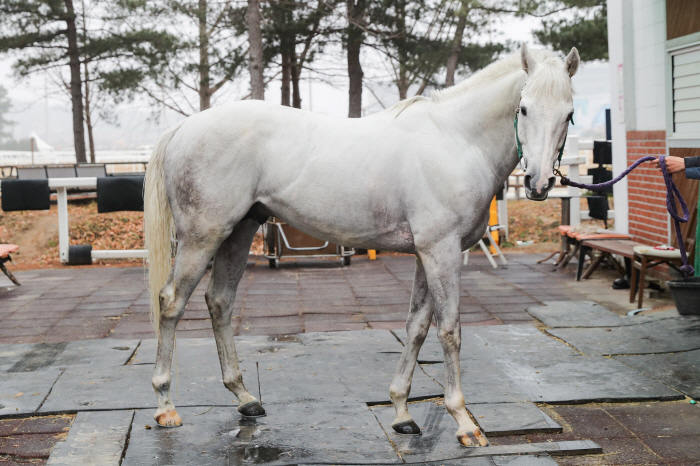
[534,0,607,61]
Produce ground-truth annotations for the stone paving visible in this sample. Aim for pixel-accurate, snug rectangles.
[0,254,673,346]
[0,254,697,465]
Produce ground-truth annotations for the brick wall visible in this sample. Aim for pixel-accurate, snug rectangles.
[626,130,669,246]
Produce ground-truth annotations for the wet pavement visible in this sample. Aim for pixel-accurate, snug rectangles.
[0,254,698,465]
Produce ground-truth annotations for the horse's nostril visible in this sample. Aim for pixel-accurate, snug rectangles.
[524,175,532,191]
[546,177,556,191]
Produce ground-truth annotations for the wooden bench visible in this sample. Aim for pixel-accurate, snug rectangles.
[578,239,642,281]
[553,226,632,271]
[0,244,20,285]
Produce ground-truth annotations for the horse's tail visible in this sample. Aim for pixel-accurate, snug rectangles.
[144,120,185,333]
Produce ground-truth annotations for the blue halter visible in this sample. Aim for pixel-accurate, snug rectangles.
[514,109,573,165]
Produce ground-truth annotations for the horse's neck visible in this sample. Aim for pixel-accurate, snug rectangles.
[441,71,525,188]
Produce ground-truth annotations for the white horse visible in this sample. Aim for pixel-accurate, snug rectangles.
[144,44,579,446]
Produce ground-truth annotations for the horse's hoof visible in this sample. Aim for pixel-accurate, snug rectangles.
[238,401,266,418]
[155,410,183,427]
[457,429,489,447]
[392,419,422,435]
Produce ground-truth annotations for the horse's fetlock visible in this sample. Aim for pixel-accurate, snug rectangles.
[223,373,244,390]
[152,375,170,393]
[390,384,408,402]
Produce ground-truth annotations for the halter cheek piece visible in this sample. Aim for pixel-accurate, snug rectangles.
[514,108,573,176]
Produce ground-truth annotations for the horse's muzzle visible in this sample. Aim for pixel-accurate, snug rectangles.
[524,175,555,202]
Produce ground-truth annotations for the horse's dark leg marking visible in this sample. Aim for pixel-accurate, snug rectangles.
[205,218,265,417]
[390,256,432,435]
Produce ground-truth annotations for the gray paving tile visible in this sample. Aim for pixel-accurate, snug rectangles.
[527,301,678,328]
[402,326,681,404]
[38,361,257,413]
[123,403,401,465]
[549,316,700,355]
[371,401,597,463]
[0,339,138,373]
[616,349,700,399]
[0,369,62,416]
[47,410,134,466]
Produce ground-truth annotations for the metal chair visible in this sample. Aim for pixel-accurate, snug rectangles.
[463,225,507,268]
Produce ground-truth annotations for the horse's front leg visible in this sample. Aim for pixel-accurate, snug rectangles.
[389,256,432,435]
[418,238,489,447]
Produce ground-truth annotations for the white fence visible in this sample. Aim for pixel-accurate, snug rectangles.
[0,149,151,167]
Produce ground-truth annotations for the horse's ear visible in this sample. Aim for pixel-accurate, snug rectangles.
[521,43,537,75]
[565,47,580,77]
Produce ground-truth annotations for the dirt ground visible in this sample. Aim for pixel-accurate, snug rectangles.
[0,198,605,270]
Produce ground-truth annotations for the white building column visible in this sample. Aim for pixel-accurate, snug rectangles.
[608,0,630,234]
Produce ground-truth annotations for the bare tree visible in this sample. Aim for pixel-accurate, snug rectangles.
[248,0,265,99]
[347,0,365,117]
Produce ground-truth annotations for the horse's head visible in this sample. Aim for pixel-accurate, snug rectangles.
[517,44,579,201]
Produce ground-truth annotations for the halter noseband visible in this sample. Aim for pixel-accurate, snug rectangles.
[514,108,573,169]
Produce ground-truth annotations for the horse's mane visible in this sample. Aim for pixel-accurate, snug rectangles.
[389,49,573,116]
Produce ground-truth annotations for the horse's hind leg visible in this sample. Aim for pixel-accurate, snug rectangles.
[390,256,432,435]
[153,236,224,427]
[418,238,489,447]
[205,218,265,417]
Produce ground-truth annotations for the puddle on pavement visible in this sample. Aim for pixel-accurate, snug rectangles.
[229,445,287,464]
[268,335,301,343]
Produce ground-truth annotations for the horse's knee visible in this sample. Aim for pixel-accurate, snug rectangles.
[437,324,461,348]
[406,319,430,345]
[158,285,183,321]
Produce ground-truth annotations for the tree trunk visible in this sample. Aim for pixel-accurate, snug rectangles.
[397,0,408,100]
[64,0,86,163]
[199,0,211,111]
[291,62,302,108]
[346,0,364,118]
[445,5,468,87]
[280,38,292,107]
[247,0,265,100]
[83,62,95,163]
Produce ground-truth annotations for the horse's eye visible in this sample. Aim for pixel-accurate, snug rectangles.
[521,107,527,116]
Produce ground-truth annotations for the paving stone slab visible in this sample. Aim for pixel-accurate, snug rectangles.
[295,456,559,466]
[549,316,700,355]
[258,350,442,404]
[466,403,561,436]
[0,340,139,373]
[47,410,134,466]
[0,369,62,416]
[415,326,680,404]
[372,401,560,446]
[367,401,597,464]
[123,403,401,465]
[615,349,700,399]
[526,301,678,328]
[135,330,401,366]
[39,361,258,413]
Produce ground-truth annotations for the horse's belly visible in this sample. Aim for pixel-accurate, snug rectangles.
[269,205,416,254]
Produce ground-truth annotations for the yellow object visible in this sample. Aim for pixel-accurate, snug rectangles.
[489,197,498,254]
[368,250,377,260]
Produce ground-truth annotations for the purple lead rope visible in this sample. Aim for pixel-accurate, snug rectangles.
[559,155,694,276]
